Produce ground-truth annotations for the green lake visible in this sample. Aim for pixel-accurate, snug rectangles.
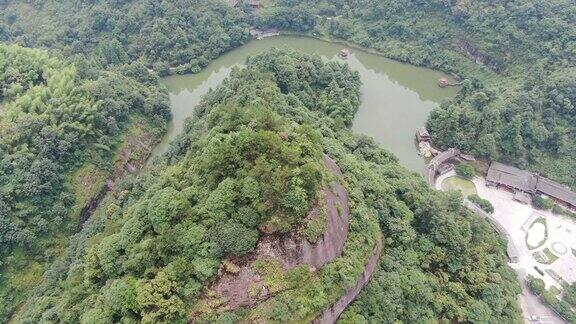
[441,176,478,197]
[153,36,458,172]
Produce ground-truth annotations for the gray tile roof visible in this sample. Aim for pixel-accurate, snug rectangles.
[486,162,537,192]
[536,177,576,207]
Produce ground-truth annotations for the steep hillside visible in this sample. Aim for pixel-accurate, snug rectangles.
[0,44,170,322]
[15,50,520,323]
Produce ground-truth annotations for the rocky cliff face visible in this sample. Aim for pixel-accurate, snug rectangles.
[313,234,383,324]
[457,39,503,72]
[205,155,350,310]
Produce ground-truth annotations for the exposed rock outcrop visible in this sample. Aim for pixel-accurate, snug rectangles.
[457,40,502,72]
[205,155,350,310]
[313,233,383,324]
[77,124,156,229]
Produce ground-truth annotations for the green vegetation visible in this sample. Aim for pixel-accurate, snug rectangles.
[455,163,475,180]
[533,250,558,265]
[543,248,559,264]
[11,50,357,323]
[3,0,569,321]
[302,212,327,243]
[5,50,521,323]
[0,44,170,320]
[0,0,251,75]
[533,195,555,210]
[565,283,576,308]
[528,276,576,323]
[255,0,576,189]
[526,218,548,250]
[468,194,495,214]
[551,204,576,221]
[0,2,254,319]
[528,277,546,295]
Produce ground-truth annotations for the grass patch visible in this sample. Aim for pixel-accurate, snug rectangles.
[68,163,108,220]
[251,259,312,296]
[533,248,559,265]
[543,248,559,264]
[252,259,288,294]
[302,216,326,243]
[525,217,548,250]
[550,285,561,297]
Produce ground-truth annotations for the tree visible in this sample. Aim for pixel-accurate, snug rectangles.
[528,276,546,295]
[532,196,554,210]
[147,187,191,234]
[211,221,259,257]
[136,271,186,324]
[455,163,475,179]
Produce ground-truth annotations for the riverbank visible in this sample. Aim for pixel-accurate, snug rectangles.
[278,29,496,84]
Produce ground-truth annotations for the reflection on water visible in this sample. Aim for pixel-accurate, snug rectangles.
[153,36,459,172]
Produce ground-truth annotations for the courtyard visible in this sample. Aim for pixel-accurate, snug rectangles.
[437,171,576,290]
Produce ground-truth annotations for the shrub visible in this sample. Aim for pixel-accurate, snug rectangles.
[302,215,326,243]
[212,221,259,257]
[532,195,554,210]
[551,205,576,220]
[455,163,475,179]
[527,276,545,295]
[468,194,494,214]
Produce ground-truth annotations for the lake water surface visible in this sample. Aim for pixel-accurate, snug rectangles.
[155,36,458,172]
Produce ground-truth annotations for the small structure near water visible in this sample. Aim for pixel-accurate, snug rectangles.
[339,48,350,58]
[249,28,280,39]
[416,126,431,142]
[438,77,464,88]
[416,127,438,158]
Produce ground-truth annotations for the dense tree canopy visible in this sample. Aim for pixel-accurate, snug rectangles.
[0,44,170,321]
[0,0,251,74]
[2,0,570,321]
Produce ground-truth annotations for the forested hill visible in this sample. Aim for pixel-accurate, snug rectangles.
[255,0,576,189]
[13,50,521,323]
[0,44,170,321]
[0,1,251,318]
[0,0,251,74]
